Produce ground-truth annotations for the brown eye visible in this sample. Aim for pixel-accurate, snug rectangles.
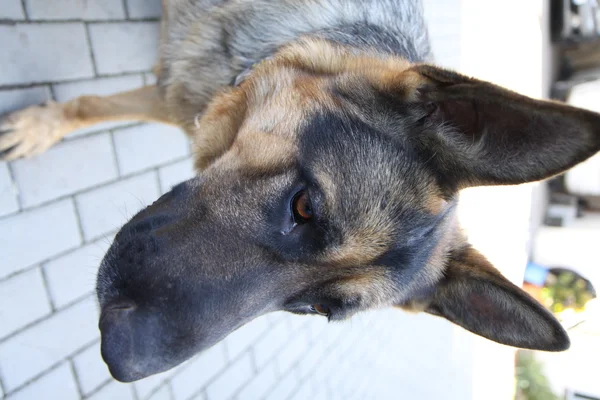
[291,190,312,223]
[310,304,330,316]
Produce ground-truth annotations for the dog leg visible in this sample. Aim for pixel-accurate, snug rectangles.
[0,85,172,160]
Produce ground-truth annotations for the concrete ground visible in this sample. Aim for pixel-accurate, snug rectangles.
[0,1,548,399]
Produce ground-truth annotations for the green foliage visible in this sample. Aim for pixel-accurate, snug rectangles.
[542,270,594,313]
[515,351,559,400]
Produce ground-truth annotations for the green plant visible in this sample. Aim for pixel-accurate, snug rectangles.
[515,351,559,400]
[542,270,594,313]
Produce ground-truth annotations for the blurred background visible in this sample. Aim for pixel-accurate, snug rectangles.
[0,0,599,399]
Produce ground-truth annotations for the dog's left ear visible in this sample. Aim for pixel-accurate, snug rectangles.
[408,245,570,351]
[403,65,600,189]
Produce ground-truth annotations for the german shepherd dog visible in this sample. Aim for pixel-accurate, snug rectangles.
[1,0,598,383]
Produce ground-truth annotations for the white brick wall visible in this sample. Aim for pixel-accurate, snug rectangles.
[24,0,126,21]
[87,381,135,400]
[0,87,51,115]
[236,363,277,400]
[0,163,19,217]
[0,199,81,279]
[75,172,160,241]
[12,133,118,208]
[0,297,98,391]
[126,0,162,19]
[0,2,480,400]
[0,0,25,20]
[113,124,190,176]
[87,22,160,75]
[44,238,113,309]
[6,363,79,400]
[0,23,94,86]
[72,341,111,396]
[158,158,195,194]
[205,353,254,400]
[0,268,52,339]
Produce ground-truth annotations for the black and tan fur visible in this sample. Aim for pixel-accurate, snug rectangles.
[1,0,598,383]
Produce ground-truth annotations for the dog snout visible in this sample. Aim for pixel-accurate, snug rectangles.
[100,298,136,322]
[99,299,139,382]
[99,299,164,382]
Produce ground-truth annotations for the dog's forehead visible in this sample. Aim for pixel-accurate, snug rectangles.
[216,67,339,172]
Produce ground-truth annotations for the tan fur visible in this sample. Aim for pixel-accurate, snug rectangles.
[334,269,398,311]
[0,86,170,160]
[192,87,249,170]
[273,39,429,97]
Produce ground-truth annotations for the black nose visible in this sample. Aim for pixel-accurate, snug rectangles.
[99,299,144,382]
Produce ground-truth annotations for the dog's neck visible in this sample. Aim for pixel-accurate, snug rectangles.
[232,21,432,87]
[232,56,272,87]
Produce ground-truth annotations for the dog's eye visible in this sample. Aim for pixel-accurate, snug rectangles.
[309,304,330,316]
[291,190,312,223]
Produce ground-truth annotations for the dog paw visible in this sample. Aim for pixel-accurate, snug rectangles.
[0,101,75,161]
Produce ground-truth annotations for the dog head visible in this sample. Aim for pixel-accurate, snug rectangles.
[97,39,598,382]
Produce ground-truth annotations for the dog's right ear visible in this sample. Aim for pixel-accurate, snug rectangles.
[397,65,600,190]
[404,245,570,351]
[192,88,248,170]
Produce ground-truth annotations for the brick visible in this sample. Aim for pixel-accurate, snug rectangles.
[12,133,118,208]
[225,315,270,361]
[0,23,94,86]
[0,86,51,115]
[0,199,81,279]
[191,392,207,400]
[0,162,19,217]
[72,341,110,396]
[236,362,277,400]
[25,0,125,20]
[312,388,329,400]
[287,314,311,331]
[265,311,287,325]
[134,367,179,400]
[147,385,172,400]
[75,171,160,241]
[205,353,253,400]
[170,343,227,400]
[88,381,135,400]
[328,358,354,393]
[53,74,145,138]
[158,158,195,194]
[310,346,340,390]
[44,237,113,309]
[0,0,25,19]
[0,268,52,340]
[264,369,298,400]
[252,321,291,368]
[276,333,309,374]
[289,380,313,400]
[126,0,162,19]
[306,318,328,343]
[323,321,347,348]
[0,296,98,391]
[296,337,326,380]
[88,22,159,75]
[113,124,189,176]
[6,363,79,400]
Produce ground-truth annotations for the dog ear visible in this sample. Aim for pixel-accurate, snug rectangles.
[192,87,248,170]
[404,64,600,189]
[409,245,570,351]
